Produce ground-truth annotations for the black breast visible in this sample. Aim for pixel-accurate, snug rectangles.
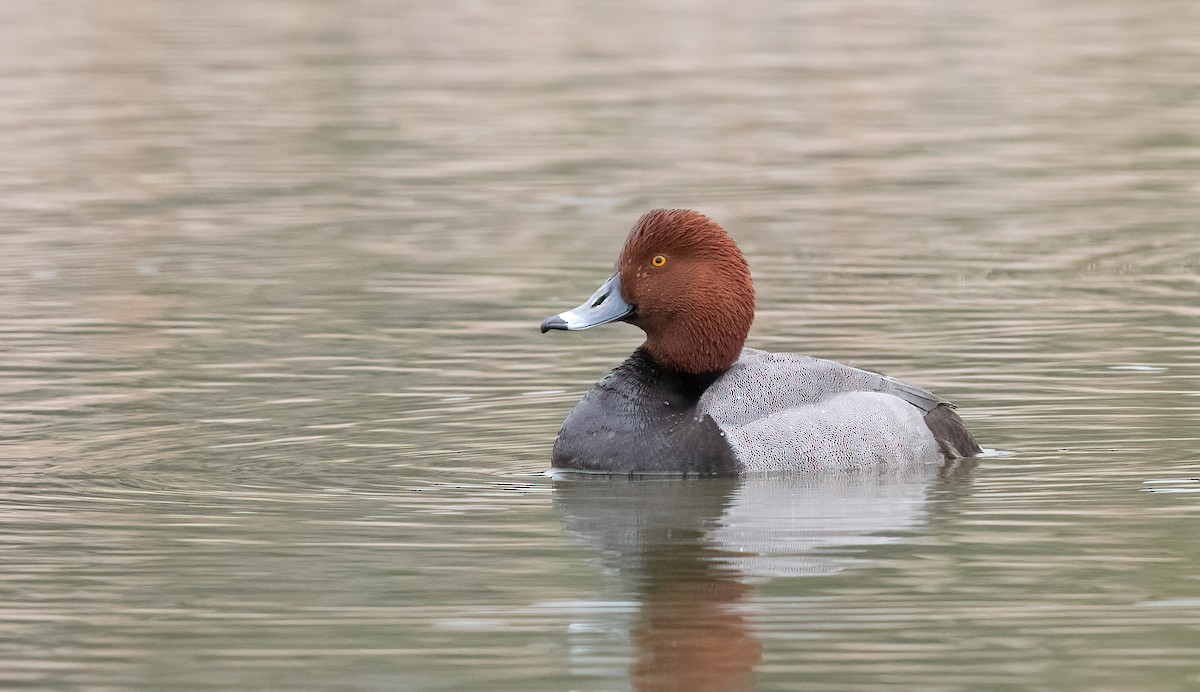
[551,349,740,475]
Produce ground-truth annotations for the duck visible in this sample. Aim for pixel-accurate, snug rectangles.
[540,209,981,474]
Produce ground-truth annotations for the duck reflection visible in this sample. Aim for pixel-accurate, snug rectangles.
[553,463,970,691]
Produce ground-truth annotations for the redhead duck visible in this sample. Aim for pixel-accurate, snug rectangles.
[541,209,981,474]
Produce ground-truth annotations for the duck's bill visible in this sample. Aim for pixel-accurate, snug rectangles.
[540,274,633,332]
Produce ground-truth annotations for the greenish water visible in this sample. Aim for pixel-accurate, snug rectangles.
[1,1,1198,689]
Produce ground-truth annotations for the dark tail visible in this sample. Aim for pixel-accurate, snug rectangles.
[924,404,982,459]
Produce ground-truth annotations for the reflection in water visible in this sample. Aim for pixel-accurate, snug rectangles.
[554,463,970,690]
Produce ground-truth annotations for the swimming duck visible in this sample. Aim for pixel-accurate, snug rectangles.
[541,209,981,474]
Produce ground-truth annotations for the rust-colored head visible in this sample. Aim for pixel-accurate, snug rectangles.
[616,209,755,373]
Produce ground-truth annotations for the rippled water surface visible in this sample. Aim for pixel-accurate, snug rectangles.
[2,1,1199,689]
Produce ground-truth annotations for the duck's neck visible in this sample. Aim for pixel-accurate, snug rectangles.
[632,347,729,392]
[642,320,747,375]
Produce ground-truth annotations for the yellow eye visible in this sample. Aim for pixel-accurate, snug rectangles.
[651,255,667,267]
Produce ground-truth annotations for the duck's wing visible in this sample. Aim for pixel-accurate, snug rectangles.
[870,373,947,413]
[702,350,938,422]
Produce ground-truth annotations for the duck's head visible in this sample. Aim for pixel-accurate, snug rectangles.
[541,209,755,374]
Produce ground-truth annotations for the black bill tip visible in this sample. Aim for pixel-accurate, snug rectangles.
[540,315,569,333]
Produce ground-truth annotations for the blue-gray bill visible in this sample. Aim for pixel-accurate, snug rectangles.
[541,273,633,332]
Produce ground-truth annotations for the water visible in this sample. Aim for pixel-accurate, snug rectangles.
[1,0,1198,689]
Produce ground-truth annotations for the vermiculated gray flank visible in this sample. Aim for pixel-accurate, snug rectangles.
[699,349,945,471]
